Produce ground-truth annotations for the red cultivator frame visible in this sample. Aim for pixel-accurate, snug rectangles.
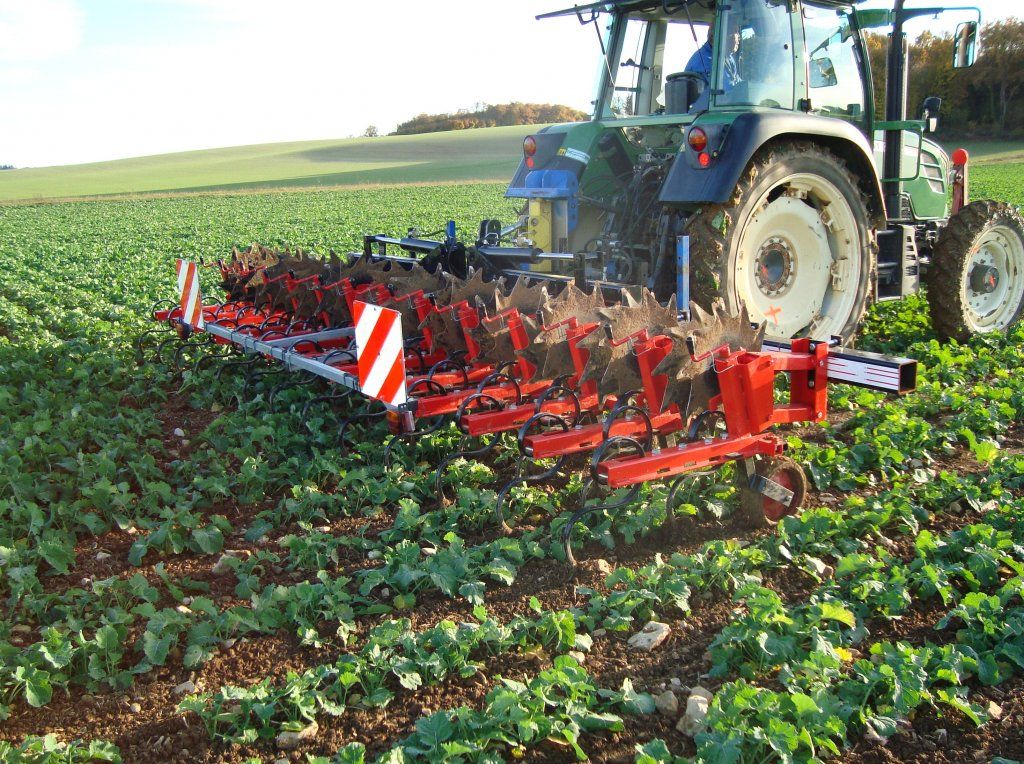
[144,241,917,565]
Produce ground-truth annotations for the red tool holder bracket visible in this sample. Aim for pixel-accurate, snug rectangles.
[594,338,826,489]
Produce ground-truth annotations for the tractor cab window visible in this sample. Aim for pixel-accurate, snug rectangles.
[802,5,865,123]
[602,17,651,118]
[660,20,712,114]
[714,0,796,111]
[595,11,712,119]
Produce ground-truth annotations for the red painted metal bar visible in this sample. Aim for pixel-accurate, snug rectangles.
[523,409,683,458]
[414,378,553,418]
[461,392,602,437]
[598,433,784,488]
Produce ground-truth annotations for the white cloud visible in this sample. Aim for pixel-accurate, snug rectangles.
[0,0,83,62]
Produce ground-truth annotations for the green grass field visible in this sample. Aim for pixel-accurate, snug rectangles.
[0,125,537,202]
[948,140,1024,165]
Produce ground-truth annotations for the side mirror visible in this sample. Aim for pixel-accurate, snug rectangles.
[953,20,978,69]
[921,95,942,133]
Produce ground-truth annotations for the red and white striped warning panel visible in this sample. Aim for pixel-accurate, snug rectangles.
[353,301,407,407]
[175,259,205,329]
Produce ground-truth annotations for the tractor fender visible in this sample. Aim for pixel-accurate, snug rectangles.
[659,112,885,222]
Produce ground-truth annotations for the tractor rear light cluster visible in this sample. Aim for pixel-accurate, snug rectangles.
[698,151,711,168]
[524,136,537,168]
[687,127,708,153]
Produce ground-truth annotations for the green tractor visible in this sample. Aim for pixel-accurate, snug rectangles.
[465,0,1024,342]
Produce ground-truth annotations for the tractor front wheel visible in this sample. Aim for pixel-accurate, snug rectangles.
[674,141,876,342]
[927,200,1024,342]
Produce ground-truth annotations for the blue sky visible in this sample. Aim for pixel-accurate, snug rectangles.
[1,0,1016,168]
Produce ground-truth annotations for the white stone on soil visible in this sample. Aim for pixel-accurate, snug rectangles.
[655,690,678,717]
[627,621,671,652]
[676,686,713,737]
[212,553,237,576]
[276,721,319,750]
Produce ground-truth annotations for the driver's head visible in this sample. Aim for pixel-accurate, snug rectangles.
[725,15,741,53]
[709,13,741,53]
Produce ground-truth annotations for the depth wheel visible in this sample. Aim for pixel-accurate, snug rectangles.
[927,200,1024,342]
[667,141,877,341]
[738,456,807,528]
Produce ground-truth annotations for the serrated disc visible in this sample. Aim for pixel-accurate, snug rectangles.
[519,284,604,378]
[496,277,548,315]
[654,299,767,415]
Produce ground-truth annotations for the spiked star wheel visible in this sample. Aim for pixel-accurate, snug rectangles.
[385,263,448,297]
[420,270,507,357]
[462,276,547,369]
[420,308,470,357]
[445,268,506,309]
[575,291,641,395]
[342,257,392,284]
[654,300,767,415]
[496,277,548,315]
[522,284,605,380]
[472,311,541,370]
[592,290,683,396]
[465,278,544,370]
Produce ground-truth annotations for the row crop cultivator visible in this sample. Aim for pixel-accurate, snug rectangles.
[141,241,916,564]
[138,0,1024,563]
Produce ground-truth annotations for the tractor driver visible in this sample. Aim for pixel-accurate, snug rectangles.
[685,15,741,90]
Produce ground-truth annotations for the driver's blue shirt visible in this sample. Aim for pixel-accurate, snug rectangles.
[685,41,740,89]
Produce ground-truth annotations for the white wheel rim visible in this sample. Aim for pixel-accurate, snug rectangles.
[734,173,861,339]
[962,224,1024,332]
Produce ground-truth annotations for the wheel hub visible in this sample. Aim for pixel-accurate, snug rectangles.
[962,224,1024,330]
[754,237,795,296]
[736,192,839,336]
[969,263,999,295]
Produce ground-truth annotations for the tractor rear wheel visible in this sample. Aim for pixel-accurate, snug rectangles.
[927,200,1024,342]
[673,141,876,341]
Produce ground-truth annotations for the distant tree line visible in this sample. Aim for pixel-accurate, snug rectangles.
[392,102,588,136]
[865,18,1024,137]
[0,165,14,171]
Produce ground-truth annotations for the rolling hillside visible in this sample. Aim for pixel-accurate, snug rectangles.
[0,127,1018,204]
[0,125,536,202]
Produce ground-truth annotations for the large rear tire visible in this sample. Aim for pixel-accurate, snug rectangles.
[927,200,1024,342]
[673,141,877,342]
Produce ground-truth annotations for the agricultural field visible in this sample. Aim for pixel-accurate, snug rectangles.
[1,164,1024,764]
[0,126,535,202]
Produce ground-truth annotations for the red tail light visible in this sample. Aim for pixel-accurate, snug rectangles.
[687,127,708,153]
[524,136,538,157]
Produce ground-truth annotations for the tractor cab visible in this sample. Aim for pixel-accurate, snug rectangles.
[581,0,812,120]
[491,0,883,305]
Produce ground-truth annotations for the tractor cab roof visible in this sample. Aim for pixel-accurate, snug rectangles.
[537,0,859,21]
